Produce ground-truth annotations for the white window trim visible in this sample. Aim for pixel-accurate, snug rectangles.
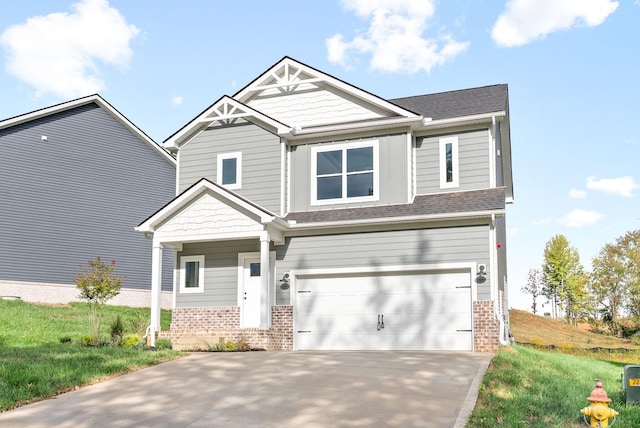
[439,136,459,189]
[310,140,379,205]
[179,255,205,294]
[217,152,242,190]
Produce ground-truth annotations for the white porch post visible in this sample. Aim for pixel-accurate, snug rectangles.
[149,239,163,347]
[259,231,271,329]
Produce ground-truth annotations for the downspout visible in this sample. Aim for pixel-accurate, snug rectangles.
[490,212,509,346]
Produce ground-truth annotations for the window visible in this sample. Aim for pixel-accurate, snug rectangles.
[180,255,204,293]
[311,141,379,204]
[217,152,242,189]
[439,136,459,188]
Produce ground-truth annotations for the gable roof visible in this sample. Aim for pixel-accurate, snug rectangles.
[389,84,508,121]
[0,94,175,165]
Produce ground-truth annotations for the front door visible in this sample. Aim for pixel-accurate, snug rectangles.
[241,258,261,328]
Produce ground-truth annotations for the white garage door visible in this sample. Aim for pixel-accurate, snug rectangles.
[295,271,472,351]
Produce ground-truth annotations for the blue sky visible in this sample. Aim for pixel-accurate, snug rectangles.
[1,0,638,311]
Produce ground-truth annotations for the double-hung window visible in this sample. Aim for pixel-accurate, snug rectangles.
[217,152,242,189]
[180,255,204,293]
[439,136,459,188]
[311,141,379,204]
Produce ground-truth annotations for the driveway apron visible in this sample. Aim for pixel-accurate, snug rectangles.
[0,351,491,427]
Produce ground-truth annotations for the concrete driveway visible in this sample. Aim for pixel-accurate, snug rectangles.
[0,351,491,427]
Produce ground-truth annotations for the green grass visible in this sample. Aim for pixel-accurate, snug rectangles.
[0,299,182,411]
[467,346,640,427]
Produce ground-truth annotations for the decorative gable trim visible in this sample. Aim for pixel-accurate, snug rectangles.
[0,94,175,165]
[164,96,289,150]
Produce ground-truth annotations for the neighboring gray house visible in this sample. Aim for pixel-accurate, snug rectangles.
[0,95,176,308]
[137,57,513,351]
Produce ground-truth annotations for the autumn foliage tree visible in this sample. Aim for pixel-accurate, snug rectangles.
[75,257,123,344]
[521,268,543,314]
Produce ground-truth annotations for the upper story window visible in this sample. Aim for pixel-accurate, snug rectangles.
[311,140,379,205]
[180,255,204,294]
[439,136,459,188]
[217,152,242,190]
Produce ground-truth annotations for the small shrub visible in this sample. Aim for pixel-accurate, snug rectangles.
[129,313,149,336]
[155,338,172,350]
[122,334,143,349]
[59,336,72,344]
[221,340,237,351]
[78,334,95,346]
[110,315,124,340]
[631,332,640,346]
[235,337,251,351]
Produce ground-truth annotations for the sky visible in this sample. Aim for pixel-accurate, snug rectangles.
[1,0,638,312]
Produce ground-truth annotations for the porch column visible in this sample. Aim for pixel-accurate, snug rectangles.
[149,239,163,346]
[259,231,271,329]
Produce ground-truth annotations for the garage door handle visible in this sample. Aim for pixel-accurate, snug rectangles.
[298,290,311,293]
[456,286,471,289]
[456,329,472,332]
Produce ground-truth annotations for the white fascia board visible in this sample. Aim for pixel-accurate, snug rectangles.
[164,96,289,150]
[136,179,283,233]
[419,111,506,130]
[286,209,505,231]
[0,95,175,166]
[236,57,420,119]
[281,116,423,140]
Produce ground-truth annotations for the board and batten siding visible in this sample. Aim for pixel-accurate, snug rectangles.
[416,129,490,194]
[276,225,492,304]
[176,240,262,308]
[0,103,175,291]
[178,121,281,213]
[290,133,409,212]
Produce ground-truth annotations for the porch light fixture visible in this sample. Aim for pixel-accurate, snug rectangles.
[476,264,487,284]
[279,272,290,290]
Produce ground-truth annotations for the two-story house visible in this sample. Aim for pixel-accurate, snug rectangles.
[137,57,513,351]
[0,95,176,308]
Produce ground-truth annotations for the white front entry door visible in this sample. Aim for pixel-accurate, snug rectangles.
[295,271,472,351]
[241,258,262,328]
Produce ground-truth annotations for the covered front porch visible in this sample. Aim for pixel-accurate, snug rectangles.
[135,179,289,348]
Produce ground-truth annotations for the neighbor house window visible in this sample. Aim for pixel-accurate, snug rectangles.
[439,136,459,188]
[180,255,204,293]
[311,141,379,204]
[217,152,242,189]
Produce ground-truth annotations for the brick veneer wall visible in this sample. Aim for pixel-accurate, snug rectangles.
[161,305,293,351]
[473,300,501,352]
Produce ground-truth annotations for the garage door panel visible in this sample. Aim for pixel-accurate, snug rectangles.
[295,270,472,351]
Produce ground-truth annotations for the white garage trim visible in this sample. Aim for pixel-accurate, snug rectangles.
[291,262,477,351]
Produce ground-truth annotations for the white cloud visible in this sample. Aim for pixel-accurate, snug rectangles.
[327,0,469,73]
[568,188,587,199]
[586,176,639,197]
[171,96,183,106]
[559,209,603,228]
[0,0,140,98]
[491,0,619,47]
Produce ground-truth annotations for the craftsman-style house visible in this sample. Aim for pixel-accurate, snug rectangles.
[137,57,513,351]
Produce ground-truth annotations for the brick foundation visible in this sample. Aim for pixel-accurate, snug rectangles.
[161,305,293,351]
[473,300,501,352]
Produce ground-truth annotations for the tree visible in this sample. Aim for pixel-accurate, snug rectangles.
[617,230,640,318]
[75,257,123,344]
[590,242,627,336]
[521,268,543,314]
[542,234,586,323]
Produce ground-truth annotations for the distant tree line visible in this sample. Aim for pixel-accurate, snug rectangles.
[521,229,640,336]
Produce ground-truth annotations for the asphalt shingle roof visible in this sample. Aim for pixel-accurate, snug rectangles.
[389,84,508,121]
[285,187,505,224]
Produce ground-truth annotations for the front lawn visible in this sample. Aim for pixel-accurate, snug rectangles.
[0,299,182,411]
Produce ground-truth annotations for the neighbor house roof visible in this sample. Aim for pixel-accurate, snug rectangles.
[389,84,508,121]
[285,187,506,225]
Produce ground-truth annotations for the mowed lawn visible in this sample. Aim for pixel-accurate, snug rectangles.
[467,311,640,427]
[0,299,182,412]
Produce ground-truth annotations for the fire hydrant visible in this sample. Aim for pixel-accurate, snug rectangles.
[580,379,619,427]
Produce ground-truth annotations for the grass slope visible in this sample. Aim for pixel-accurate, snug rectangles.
[0,299,181,412]
[467,310,640,427]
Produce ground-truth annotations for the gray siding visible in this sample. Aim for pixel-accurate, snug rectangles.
[178,121,281,213]
[416,129,490,194]
[290,133,408,212]
[275,226,492,304]
[176,240,261,308]
[0,103,176,291]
